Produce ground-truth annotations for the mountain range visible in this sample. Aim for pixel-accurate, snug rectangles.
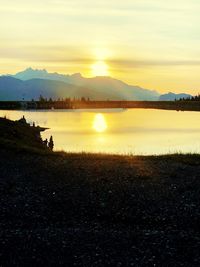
[0,68,192,101]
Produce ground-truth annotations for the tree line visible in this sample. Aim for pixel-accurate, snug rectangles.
[36,96,91,103]
[177,94,200,101]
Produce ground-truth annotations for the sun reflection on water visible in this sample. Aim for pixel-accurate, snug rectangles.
[92,113,107,133]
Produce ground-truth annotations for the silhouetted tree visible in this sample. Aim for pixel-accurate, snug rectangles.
[48,136,54,151]
[18,115,27,124]
[39,95,46,102]
[178,94,200,101]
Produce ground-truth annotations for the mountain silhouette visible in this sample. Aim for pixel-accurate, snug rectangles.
[159,92,192,101]
[0,77,113,101]
[0,68,192,101]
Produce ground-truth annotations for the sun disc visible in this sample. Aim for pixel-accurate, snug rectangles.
[91,61,109,76]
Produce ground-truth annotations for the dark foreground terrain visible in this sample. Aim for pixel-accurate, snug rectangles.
[0,118,200,266]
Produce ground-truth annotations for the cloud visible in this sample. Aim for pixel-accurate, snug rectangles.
[1,43,200,69]
[108,59,200,68]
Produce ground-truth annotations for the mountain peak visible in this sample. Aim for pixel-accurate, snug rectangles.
[23,68,47,73]
[9,67,160,100]
[26,67,33,71]
[159,92,192,101]
[14,68,51,80]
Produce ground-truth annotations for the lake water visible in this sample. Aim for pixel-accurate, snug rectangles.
[1,109,200,155]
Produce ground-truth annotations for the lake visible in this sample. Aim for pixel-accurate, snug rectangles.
[1,109,200,155]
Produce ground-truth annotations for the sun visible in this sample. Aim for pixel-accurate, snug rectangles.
[93,114,107,133]
[91,61,109,76]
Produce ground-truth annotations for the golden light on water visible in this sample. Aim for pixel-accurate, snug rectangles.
[91,61,109,76]
[93,114,107,133]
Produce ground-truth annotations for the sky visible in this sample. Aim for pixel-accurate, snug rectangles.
[1,0,200,94]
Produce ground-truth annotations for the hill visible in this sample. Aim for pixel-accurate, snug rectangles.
[3,68,159,101]
[0,116,48,151]
[159,92,192,101]
[10,68,160,101]
[0,77,110,101]
[0,68,193,101]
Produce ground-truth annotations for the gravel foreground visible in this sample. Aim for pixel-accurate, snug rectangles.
[0,147,200,266]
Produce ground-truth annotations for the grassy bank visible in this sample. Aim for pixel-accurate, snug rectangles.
[0,118,200,266]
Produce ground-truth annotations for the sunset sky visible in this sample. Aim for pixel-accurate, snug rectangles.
[1,0,200,93]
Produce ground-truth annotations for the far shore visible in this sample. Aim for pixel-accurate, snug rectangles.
[0,100,200,112]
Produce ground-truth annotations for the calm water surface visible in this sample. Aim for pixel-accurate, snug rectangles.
[1,109,200,155]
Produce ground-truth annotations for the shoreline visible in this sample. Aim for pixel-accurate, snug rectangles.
[0,100,200,112]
